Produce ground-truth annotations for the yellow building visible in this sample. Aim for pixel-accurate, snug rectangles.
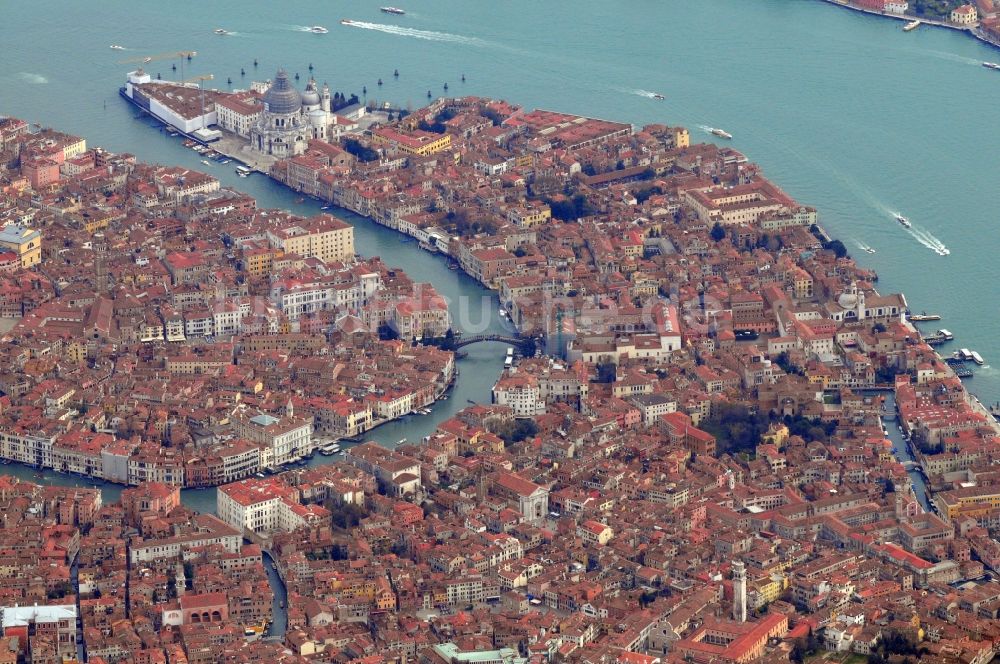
[0,224,42,268]
[950,4,978,24]
[371,128,452,156]
[507,202,551,229]
[242,241,277,278]
[673,127,690,149]
[267,214,355,264]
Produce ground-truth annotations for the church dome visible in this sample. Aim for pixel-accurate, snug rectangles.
[263,69,302,114]
[302,88,319,106]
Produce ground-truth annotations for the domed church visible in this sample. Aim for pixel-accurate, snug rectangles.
[250,69,335,158]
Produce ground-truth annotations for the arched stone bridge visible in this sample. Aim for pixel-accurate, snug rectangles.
[452,333,527,349]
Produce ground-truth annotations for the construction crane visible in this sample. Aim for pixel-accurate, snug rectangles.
[118,50,197,85]
[178,74,216,131]
[179,73,214,86]
[117,50,197,65]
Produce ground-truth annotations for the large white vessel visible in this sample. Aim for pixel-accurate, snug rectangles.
[710,127,733,139]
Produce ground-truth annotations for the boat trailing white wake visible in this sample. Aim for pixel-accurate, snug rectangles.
[339,20,485,46]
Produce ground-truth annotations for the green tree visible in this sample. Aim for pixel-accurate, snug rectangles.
[710,223,726,242]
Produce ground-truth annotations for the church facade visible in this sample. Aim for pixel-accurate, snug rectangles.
[250,69,337,158]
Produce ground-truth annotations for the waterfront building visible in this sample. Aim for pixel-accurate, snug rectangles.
[232,410,313,468]
[265,213,355,265]
[217,477,330,536]
[952,4,979,23]
[250,69,352,158]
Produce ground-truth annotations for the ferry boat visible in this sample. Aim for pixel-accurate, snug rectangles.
[380,6,406,14]
[309,25,329,33]
[903,20,921,31]
[710,128,733,139]
[983,62,1000,70]
[971,351,985,365]
[895,214,912,228]
[109,44,126,50]
[319,442,341,456]
[907,312,940,322]
[214,28,230,35]
[235,165,252,177]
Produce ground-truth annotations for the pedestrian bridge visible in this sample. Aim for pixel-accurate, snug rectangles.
[452,333,526,349]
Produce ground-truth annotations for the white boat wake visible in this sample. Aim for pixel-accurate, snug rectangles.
[339,20,487,46]
[889,210,950,255]
[17,72,48,84]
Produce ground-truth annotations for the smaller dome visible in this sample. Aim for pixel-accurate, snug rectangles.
[838,292,858,309]
[301,90,321,106]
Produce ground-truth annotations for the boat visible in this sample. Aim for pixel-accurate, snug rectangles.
[380,6,406,14]
[864,246,876,254]
[983,62,1000,70]
[214,28,230,35]
[109,44,126,50]
[971,351,985,365]
[710,127,733,139]
[235,165,252,177]
[903,20,921,31]
[447,263,459,271]
[908,312,941,322]
[418,241,438,253]
[340,19,355,25]
[653,93,665,100]
[309,25,329,33]
[200,159,212,166]
[895,214,912,228]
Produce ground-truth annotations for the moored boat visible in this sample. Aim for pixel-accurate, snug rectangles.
[903,20,921,31]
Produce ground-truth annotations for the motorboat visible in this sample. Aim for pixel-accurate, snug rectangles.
[200,159,212,166]
[652,93,665,100]
[214,28,230,35]
[895,214,911,228]
[864,246,876,254]
[710,127,733,139]
[903,20,921,31]
[983,62,1000,70]
[109,44,126,50]
[380,6,406,14]
[340,19,355,25]
[310,25,329,33]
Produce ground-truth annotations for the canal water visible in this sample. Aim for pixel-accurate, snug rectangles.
[2,0,999,513]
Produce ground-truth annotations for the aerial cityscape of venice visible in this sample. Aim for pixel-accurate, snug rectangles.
[1,1,1000,664]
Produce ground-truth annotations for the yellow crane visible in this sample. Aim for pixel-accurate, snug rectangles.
[179,73,214,86]
[117,50,197,66]
[118,50,197,86]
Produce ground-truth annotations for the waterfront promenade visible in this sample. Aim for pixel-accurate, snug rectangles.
[816,0,1000,51]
